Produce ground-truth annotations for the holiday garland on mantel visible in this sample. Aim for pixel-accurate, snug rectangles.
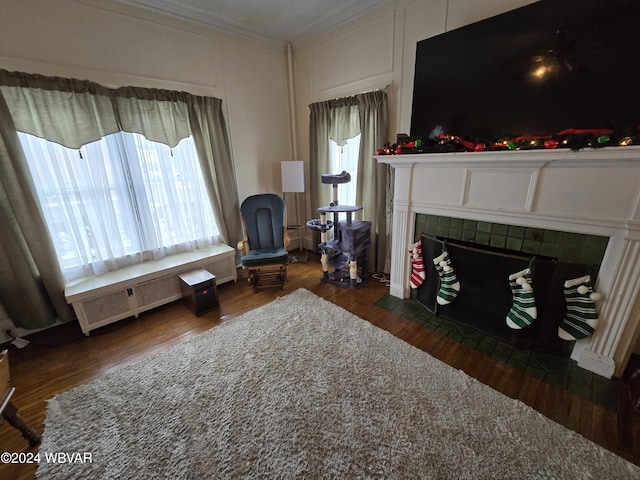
[378,127,640,155]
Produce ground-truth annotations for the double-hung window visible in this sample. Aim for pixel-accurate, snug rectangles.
[19,131,220,282]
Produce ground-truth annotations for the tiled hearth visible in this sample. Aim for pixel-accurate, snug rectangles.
[374,293,617,411]
[376,147,640,378]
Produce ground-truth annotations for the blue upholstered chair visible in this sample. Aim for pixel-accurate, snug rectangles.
[237,194,290,291]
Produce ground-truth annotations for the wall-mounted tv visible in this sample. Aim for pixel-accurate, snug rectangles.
[409,0,640,150]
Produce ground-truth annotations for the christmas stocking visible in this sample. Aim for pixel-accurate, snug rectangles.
[409,241,425,289]
[506,267,537,329]
[433,250,460,305]
[559,275,601,341]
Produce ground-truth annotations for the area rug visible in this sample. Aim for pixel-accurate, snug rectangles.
[37,288,640,479]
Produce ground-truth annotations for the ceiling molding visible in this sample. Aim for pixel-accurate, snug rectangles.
[112,0,396,49]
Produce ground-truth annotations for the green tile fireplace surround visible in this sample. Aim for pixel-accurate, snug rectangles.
[414,214,609,267]
[392,214,616,410]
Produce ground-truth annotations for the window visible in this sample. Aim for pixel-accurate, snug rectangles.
[19,131,220,282]
[328,134,360,206]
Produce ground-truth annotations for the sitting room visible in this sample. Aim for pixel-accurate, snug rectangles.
[1,0,640,478]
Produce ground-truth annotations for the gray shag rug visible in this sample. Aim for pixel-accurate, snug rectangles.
[37,288,640,479]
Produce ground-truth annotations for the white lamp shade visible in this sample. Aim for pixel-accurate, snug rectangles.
[281,161,305,193]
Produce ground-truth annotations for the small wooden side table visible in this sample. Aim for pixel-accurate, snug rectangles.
[178,269,218,316]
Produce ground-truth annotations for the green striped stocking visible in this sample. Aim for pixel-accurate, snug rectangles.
[433,250,460,305]
[558,275,601,341]
[506,267,537,329]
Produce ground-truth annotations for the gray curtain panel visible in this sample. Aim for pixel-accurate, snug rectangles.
[308,90,390,274]
[354,90,391,275]
[0,69,241,329]
[186,94,242,247]
[0,93,73,329]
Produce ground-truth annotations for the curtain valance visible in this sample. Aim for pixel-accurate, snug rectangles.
[309,96,360,147]
[0,70,192,149]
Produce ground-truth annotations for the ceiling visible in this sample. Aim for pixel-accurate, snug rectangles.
[115,0,396,47]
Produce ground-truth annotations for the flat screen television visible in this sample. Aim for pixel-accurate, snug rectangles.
[409,0,640,150]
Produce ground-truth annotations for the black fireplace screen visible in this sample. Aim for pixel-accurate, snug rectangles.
[417,234,593,356]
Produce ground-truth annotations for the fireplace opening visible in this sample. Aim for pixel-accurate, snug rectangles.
[417,234,599,356]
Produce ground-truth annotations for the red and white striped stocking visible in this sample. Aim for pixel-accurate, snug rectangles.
[409,241,425,288]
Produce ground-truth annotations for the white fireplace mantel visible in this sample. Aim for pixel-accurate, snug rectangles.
[377,147,640,378]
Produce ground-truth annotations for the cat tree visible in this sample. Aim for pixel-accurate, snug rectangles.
[306,171,371,288]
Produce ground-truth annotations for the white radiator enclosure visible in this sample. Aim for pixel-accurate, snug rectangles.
[65,244,237,335]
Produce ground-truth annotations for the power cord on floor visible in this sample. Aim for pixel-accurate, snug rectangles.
[372,273,391,287]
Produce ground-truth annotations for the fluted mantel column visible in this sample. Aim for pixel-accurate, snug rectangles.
[577,237,640,377]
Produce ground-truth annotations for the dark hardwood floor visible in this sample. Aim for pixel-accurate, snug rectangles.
[2,253,639,479]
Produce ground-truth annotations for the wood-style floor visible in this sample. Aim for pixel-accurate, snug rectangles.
[2,253,639,479]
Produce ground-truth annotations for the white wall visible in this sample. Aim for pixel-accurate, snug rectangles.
[0,0,292,203]
[220,41,292,200]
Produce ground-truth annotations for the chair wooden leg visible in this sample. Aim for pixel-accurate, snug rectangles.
[3,401,40,447]
[247,265,287,291]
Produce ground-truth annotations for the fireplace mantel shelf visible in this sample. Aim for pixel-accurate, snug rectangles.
[376,145,640,168]
[377,146,640,379]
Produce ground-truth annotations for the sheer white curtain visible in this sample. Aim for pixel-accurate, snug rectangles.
[19,131,220,282]
[329,134,360,206]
